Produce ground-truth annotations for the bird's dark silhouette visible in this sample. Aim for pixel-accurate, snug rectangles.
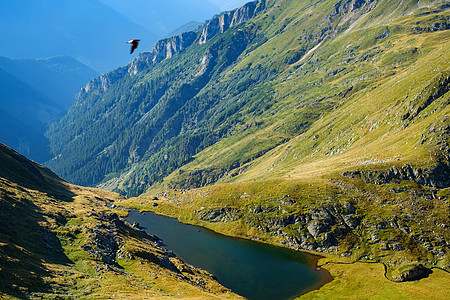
[127,39,140,54]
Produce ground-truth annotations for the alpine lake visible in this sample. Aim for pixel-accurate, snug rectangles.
[126,210,332,300]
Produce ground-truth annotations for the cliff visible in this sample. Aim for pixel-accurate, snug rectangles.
[128,31,198,75]
[199,0,266,44]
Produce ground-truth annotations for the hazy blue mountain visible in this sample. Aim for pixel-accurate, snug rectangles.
[0,0,156,73]
[98,0,221,37]
[0,55,98,162]
[0,56,99,110]
[98,0,252,38]
[0,68,60,162]
[166,21,203,38]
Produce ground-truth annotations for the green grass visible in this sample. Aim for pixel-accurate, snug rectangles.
[118,5,450,295]
[299,261,450,300]
[137,2,450,195]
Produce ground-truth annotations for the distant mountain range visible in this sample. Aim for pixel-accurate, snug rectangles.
[0,0,156,73]
[0,55,98,162]
[0,56,98,110]
[0,0,252,73]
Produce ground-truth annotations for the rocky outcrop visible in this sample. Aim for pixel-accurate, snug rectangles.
[391,264,432,282]
[80,2,266,96]
[412,8,450,33]
[128,31,198,75]
[402,71,450,123]
[334,0,377,13]
[251,204,351,251]
[152,32,198,64]
[195,199,359,252]
[82,214,121,265]
[79,211,191,276]
[199,0,265,44]
[80,66,128,94]
[341,162,450,188]
[127,0,266,75]
[196,207,241,223]
[328,0,377,34]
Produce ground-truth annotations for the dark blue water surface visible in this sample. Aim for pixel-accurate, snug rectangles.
[126,210,331,300]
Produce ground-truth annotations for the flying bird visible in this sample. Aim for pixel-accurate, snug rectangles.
[127,39,140,54]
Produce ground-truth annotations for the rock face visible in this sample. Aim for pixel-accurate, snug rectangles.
[196,207,241,223]
[81,212,176,271]
[190,184,448,265]
[127,1,266,75]
[402,71,450,123]
[81,213,123,265]
[195,198,359,252]
[307,220,330,239]
[128,31,198,75]
[199,0,266,44]
[78,2,267,87]
[80,66,128,94]
[334,0,377,14]
[341,162,450,188]
[152,32,198,64]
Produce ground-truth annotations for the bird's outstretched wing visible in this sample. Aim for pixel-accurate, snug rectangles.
[127,39,140,54]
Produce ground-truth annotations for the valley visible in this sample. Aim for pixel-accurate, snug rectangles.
[0,0,449,299]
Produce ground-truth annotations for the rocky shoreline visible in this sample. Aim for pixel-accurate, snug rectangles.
[155,163,450,282]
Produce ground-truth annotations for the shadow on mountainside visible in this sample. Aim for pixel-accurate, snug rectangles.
[0,143,76,297]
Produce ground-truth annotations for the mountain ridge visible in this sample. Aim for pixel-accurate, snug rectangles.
[46,0,449,194]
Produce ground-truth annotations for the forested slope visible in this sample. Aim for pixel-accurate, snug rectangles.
[47,0,449,196]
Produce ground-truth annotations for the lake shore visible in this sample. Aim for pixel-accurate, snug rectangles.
[126,209,333,300]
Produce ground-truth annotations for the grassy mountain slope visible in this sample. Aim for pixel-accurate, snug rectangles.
[46,0,449,195]
[45,0,449,294]
[164,0,449,187]
[0,142,239,299]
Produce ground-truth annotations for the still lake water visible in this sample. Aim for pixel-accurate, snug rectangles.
[126,210,331,300]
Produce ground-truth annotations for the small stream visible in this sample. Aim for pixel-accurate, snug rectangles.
[126,210,332,300]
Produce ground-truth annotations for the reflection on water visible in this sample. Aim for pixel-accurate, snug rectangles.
[126,210,331,300]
